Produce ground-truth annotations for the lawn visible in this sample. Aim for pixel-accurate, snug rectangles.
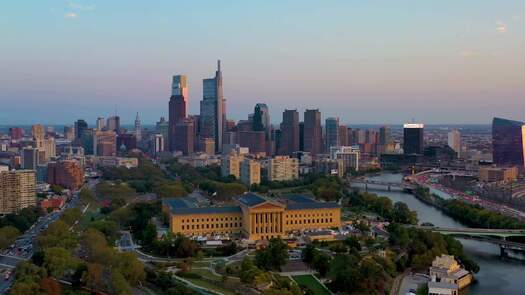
[292,274,331,295]
[177,273,236,295]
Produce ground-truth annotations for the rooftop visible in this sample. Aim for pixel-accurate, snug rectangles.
[163,197,242,215]
[236,192,267,207]
[281,194,340,210]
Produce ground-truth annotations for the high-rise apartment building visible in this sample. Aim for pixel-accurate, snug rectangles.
[238,131,266,154]
[303,109,322,155]
[330,146,360,175]
[278,109,299,155]
[447,130,462,158]
[379,126,392,145]
[240,159,261,186]
[221,152,244,179]
[169,75,188,152]
[47,160,84,190]
[0,170,36,214]
[200,61,224,152]
[325,117,339,151]
[403,123,424,154]
[492,117,525,168]
[268,156,299,181]
[338,125,348,147]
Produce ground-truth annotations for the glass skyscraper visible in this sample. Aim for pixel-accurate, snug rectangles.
[492,117,525,167]
[403,123,424,154]
[200,60,224,152]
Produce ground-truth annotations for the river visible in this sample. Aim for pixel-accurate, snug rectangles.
[362,173,525,295]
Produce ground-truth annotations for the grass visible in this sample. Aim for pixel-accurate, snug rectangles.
[177,272,236,295]
[293,274,331,295]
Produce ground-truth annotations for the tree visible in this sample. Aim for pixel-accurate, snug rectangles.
[255,238,289,271]
[301,244,317,266]
[43,247,78,278]
[344,236,361,252]
[15,261,47,283]
[111,271,132,295]
[82,263,104,291]
[60,208,82,226]
[88,220,119,243]
[393,202,418,224]
[116,252,146,285]
[0,226,20,249]
[240,256,260,284]
[38,220,77,250]
[50,184,64,194]
[9,281,41,295]
[312,252,331,277]
[40,277,62,295]
[328,254,361,293]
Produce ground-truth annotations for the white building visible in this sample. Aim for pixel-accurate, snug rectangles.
[447,130,461,158]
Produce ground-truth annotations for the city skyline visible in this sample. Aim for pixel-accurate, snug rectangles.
[2,1,524,125]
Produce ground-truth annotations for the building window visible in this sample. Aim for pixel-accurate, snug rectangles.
[181,225,185,230]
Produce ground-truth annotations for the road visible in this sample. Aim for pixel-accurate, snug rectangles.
[0,178,98,294]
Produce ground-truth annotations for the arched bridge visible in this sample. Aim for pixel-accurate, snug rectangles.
[348,179,416,192]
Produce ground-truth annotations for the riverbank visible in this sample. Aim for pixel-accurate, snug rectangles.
[361,173,525,295]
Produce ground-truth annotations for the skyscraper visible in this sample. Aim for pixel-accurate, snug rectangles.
[279,109,299,155]
[174,118,195,155]
[106,116,120,133]
[169,75,188,152]
[96,117,106,130]
[492,117,525,168]
[304,109,322,155]
[22,147,38,170]
[325,117,340,150]
[338,125,348,146]
[0,170,36,214]
[94,130,117,156]
[75,119,88,140]
[253,103,271,139]
[379,126,392,145]
[134,112,142,141]
[156,117,169,151]
[447,129,462,158]
[403,123,424,154]
[200,60,224,153]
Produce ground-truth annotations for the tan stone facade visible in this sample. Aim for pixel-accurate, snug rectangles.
[163,193,341,241]
[0,170,36,214]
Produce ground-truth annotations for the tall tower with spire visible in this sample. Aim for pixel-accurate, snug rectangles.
[134,112,142,141]
[169,75,188,151]
[200,60,224,152]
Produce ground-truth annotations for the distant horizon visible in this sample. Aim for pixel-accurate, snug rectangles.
[2,1,524,124]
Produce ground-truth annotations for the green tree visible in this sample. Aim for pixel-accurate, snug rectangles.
[255,238,289,271]
[60,208,82,226]
[240,256,260,284]
[328,254,361,293]
[312,251,331,277]
[116,252,146,285]
[344,236,361,251]
[301,244,317,266]
[37,220,77,250]
[15,261,47,283]
[9,281,41,295]
[82,263,104,291]
[0,226,20,249]
[111,271,132,295]
[43,247,78,278]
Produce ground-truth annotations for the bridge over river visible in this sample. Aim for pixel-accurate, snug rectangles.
[348,178,416,192]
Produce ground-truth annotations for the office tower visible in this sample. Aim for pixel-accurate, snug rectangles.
[9,127,24,140]
[200,60,224,152]
[40,137,56,163]
[240,159,261,186]
[154,134,164,155]
[47,160,84,190]
[278,109,300,155]
[268,156,299,181]
[32,124,45,152]
[303,109,322,155]
[0,170,36,214]
[80,128,94,155]
[447,130,462,158]
[299,122,305,152]
[96,117,106,130]
[238,131,266,154]
[169,75,188,152]
[75,119,88,140]
[337,125,348,147]
[116,134,137,151]
[106,116,120,133]
[325,117,340,150]
[365,130,378,144]
[403,123,424,154]
[94,130,117,156]
[22,147,38,170]
[134,112,142,141]
[353,129,366,144]
[379,126,392,145]
[156,117,169,151]
[492,117,525,167]
[253,103,271,139]
[174,119,195,155]
[64,126,75,141]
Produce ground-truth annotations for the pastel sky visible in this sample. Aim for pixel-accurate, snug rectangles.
[1,1,524,125]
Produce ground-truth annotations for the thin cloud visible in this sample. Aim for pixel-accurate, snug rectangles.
[68,2,95,11]
[496,21,507,33]
[64,12,78,19]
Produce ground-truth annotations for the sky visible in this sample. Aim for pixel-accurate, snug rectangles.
[1,1,524,125]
